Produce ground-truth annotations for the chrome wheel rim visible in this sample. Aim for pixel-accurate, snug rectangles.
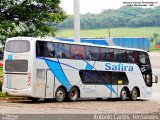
[57,90,64,100]
[132,90,137,99]
[71,91,77,99]
[122,90,127,99]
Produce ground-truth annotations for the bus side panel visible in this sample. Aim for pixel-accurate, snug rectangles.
[126,72,146,97]
[46,70,54,98]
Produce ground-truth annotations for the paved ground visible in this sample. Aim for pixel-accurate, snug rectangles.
[0,52,160,114]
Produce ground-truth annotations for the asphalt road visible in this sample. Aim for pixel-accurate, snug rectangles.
[0,52,160,115]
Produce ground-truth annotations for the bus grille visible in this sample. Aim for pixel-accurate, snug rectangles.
[5,60,28,72]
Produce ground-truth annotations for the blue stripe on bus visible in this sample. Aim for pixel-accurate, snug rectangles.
[44,59,72,91]
[36,57,117,95]
[8,54,13,60]
[85,63,94,70]
[85,61,97,70]
[7,74,12,89]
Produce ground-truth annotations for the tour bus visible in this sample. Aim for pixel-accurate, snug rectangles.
[2,37,158,102]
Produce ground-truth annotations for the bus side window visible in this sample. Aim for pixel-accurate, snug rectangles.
[55,43,71,59]
[133,51,139,63]
[36,42,41,57]
[139,52,150,65]
[86,47,100,61]
[101,48,114,61]
[45,42,55,58]
[71,45,85,59]
[139,52,146,64]
[36,41,45,57]
[127,51,134,63]
[114,49,126,62]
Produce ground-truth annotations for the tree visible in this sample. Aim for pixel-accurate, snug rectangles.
[0,0,66,45]
[57,6,160,29]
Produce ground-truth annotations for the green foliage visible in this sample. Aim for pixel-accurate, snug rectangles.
[0,67,2,91]
[150,48,160,52]
[0,81,2,91]
[0,0,67,45]
[150,33,160,43]
[57,6,160,29]
[56,27,160,38]
[56,27,160,51]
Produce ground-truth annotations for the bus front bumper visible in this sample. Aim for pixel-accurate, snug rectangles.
[2,87,33,97]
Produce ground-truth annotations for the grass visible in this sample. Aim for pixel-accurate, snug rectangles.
[150,48,160,52]
[56,27,160,52]
[0,91,22,98]
[0,91,8,98]
[0,67,2,92]
[56,27,160,38]
[0,67,3,78]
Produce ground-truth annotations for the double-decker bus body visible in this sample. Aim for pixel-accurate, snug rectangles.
[2,37,158,102]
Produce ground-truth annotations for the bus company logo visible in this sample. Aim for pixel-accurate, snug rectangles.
[105,63,133,72]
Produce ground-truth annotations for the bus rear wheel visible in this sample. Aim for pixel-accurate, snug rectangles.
[55,87,66,102]
[120,88,128,101]
[68,87,79,102]
[129,88,138,101]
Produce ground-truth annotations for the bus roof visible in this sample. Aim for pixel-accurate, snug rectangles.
[7,37,147,52]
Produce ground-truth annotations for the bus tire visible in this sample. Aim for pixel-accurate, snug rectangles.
[68,87,79,102]
[129,88,138,101]
[120,88,128,101]
[55,87,66,102]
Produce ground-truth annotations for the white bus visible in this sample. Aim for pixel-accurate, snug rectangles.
[2,37,158,102]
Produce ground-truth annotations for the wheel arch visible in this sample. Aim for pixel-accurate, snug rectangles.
[71,85,80,98]
[122,86,130,97]
[55,85,67,95]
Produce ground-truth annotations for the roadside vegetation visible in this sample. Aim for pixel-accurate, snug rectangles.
[56,6,160,51]
[56,27,160,38]
[0,67,4,97]
[56,27,160,51]
[57,6,160,29]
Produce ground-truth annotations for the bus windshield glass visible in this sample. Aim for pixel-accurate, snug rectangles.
[6,40,30,53]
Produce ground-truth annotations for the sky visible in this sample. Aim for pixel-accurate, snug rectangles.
[60,0,160,14]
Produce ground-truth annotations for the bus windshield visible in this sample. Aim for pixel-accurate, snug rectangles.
[5,40,30,53]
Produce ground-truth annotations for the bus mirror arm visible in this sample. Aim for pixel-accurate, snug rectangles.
[152,73,158,83]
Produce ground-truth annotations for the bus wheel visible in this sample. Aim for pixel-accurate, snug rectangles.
[55,87,66,102]
[27,97,39,102]
[129,88,138,101]
[68,87,79,102]
[120,88,128,101]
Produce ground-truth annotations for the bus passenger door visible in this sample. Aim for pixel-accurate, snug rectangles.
[35,69,46,98]
[45,70,54,98]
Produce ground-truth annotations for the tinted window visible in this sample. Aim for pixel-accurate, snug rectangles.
[45,42,55,58]
[79,70,129,85]
[36,41,45,57]
[6,40,30,53]
[71,45,85,59]
[101,48,114,61]
[5,60,28,72]
[139,52,149,64]
[86,47,100,61]
[114,49,126,62]
[127,51,134,63]
[133,51,139,63]
[55,43,71,59]
[143,73,152,87]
